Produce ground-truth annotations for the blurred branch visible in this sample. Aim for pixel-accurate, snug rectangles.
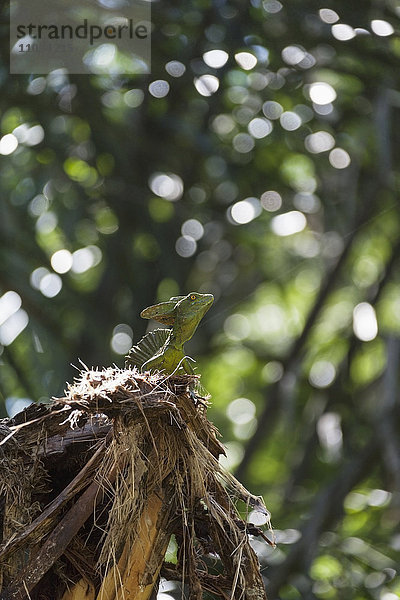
[266,440,376,599]
[1,346,39,402]
[236,81,398,481]
[267,354,400,597]
[374,85,393,185]
[282,234,400,502]
[235,211,365,480]
[375,336,400,495]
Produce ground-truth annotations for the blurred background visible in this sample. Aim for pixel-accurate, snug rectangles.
[1,1,400,598]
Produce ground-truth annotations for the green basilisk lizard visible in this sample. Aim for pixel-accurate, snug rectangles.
[125,292,214,374]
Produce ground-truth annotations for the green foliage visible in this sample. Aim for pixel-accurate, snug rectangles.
[1,1,400,598]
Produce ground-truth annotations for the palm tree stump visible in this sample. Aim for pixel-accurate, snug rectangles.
[0,368,273,600]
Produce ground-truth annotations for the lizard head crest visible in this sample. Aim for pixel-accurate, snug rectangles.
[140,292,213,328]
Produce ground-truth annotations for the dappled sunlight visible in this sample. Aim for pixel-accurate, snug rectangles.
[261,190,282,212]
[319,9,339,24]
[175,235,197,258]
[0,293,28,349]
[181,218,204,241]
[0,133,18,154]
[329,147,351,168]
[371,20,394,36]
[271,210,307,236]
[71,245,102,273]
[194,74,220,96]
[309,82,337,105]
[353,302,378,342]
[149,172,183,201]
[148,79,170,98]
[229,197,261,224]
[203,49,228,68]
[38,272,62,298]
[165,60,186,77]
[309,360,336,388]
[279,111,302,131]
[51,249,73,274]
[234,52,257,70]
[331,23,356,41]
[123,88,144,107]
[1,0,400,597]
[305,131,335,154]
[110,323,133,355]
[248,117,272,138]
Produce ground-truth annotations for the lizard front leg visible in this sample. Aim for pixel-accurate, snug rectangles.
[182,356,196,374]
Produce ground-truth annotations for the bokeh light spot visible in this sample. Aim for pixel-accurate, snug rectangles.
[181,219,204,240]
[27,77,46,95]
[230,198,261,224]
[224,314,251,341]
[194,75,220,96]
[233,133,255,153]
[149,172,184,201]
[368,489,391,507]
[314,103,334,116]
[0,134,18,155]
[309,82,336,105]
[234,52,257,70]
[124,89,144,108]
[371,19,394,36]
[261,191,282,212]
[309,361,336,388]
[175,235,197,258]
[203,49,229,68]
[353,302,378,341]
[111,332,132,354]
[227,397,256,424]
[71,246,102,274]
[111,324,133,355]
[30,267,49,290]
[331,24,356,40]
[28,194,49,217]
[148,80,170,98]
[248,510,270,526]
[39,273,62,298]
[0,309,29,346]
[305,131,335,153]
[248,117,272,138]
[280,111,302,131]
[262,101,283,120]
[51,249,73,274]
[212,114,235,136]
[165,60,186,77]
[329,148,351,169]
[262,361,284,383]
[281,45,306,66]
[293,193,320,214]
[317,412,343,457]
[219,441,244,471]
[25,125,45,146]
[5,397,33,418]
[319,8,339,24]
[263,0,283,13]
[0,291,22,327]
[36,211,58,234]
[271,211,307,236]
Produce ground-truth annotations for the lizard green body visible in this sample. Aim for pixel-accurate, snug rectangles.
[125,292,214,374]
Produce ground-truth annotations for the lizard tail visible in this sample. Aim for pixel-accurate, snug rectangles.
[125,328,171,370]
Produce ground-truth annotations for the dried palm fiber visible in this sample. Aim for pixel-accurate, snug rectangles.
[0,367,273,600]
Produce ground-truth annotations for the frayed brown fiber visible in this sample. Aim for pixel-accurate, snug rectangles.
[0,368,273,600]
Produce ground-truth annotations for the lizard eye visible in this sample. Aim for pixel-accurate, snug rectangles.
[190,294,196,300]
